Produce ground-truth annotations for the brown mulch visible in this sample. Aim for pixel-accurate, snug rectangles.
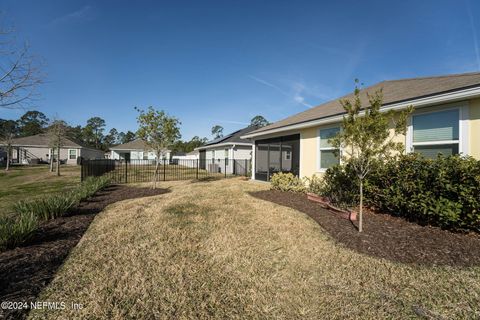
[0,185,169,320]
[250,190,480,268]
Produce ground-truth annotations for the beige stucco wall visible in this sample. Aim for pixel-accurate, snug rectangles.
[470,98,480,159]
[297,99,480,179]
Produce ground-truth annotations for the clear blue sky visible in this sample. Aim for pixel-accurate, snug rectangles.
[1,0,480,140]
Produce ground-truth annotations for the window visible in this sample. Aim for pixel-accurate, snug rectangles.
[69,149,77,160]
[285,150,291,160]
[411,109,460,159]
[319,127,340,170]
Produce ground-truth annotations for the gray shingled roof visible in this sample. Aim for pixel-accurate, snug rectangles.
[110,138,170,152]
[202,126,259,147]
[249,72,480,135]
[10,133,97,149]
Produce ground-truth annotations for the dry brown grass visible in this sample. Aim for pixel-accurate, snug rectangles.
[30,178,480,319]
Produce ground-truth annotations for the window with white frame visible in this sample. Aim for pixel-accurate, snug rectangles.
[411,109,460,159]
[319,127,340,170]
[69,149,77,160]
[285,150,291,160]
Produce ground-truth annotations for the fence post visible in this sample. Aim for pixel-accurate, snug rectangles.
[224,159,227,178]
[80,159,84,182]
[245,159,248,177]
[196,159,199,179]
[125,160,128,183]
[163,160,166,181]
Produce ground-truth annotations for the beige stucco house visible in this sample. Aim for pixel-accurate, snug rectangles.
[242,72,480,181]
[5,133,104,165]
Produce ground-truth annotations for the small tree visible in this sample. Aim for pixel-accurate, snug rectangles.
[0,119,19,171]
[136,107,181,189]
[330,81,412,232]
[211,125,223,139]
[48,120,67,176]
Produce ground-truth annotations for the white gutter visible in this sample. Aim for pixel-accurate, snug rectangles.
[241,86,480,139]
[195,142,252,151]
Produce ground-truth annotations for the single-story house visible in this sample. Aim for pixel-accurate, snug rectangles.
[242,72,480,181]
[3,133,104,165]
[110,138,171,161]
[195,126,257,174]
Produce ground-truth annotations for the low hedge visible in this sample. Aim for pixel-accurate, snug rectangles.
[318,154,480,231]
[270,172,306,193]
[1,176,111,251]
[366,154,480,231]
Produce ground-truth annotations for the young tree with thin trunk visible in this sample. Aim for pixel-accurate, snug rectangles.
[48,120,67,176]
[0,119,19,171]
[330,81,412,232]
[136,107,181,189]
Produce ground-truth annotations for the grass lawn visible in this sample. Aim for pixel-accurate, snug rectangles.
[30,178,480,319]
[0,165,80,218]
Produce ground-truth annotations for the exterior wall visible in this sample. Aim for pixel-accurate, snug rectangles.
[79,148,104,161]
[252,98,480,181]
[110,150,170,161]
[470,98,480,159]
[201,145,252,174]
[9,146,100,165]
[232,145,252,160]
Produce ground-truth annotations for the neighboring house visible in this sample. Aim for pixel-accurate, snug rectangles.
[2,133,104,165]
[195,126,257,174]
[171,150,199,167]
[242,72,480,181]
[110,138,171,161]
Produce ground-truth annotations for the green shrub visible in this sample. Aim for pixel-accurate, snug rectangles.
[320,164,360,208]
[365,154,480,231]
[304,174,324,195]
[12,176,111,222]
[321,154,480,230]
[0,212,38,251]
[13,192,78,221]
[270,172,306,193]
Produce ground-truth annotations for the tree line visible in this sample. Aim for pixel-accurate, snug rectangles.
[0,110,136,151]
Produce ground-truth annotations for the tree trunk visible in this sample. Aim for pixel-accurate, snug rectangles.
[56,146,60,176]
[359,179,363,232]
[152,160,159,189]
[5,146,10,171]
[50,148,54,172]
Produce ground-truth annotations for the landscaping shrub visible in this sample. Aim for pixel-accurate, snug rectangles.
[320,154,480,231]
[13,193,78,221]
[270,172,306,192]
[366,154,480,231]
[0,212,38,251]
[304,174,324,195]
[2,175,111,252]
[13,175,111,222]
[320,163,360,208]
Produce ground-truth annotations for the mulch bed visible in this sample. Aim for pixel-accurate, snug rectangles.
[250,190,480,268]
[0,185,168,320]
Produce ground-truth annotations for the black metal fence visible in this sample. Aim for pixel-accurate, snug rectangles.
[81,159,251,183]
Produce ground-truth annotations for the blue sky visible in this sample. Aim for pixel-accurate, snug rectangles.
[1,0,480,140]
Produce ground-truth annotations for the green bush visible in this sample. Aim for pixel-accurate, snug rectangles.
[12,176,111,222]
[320,154,480,231]
[304,174,324,195]
[0,212,38,251]
[13,192,78,221]
[2,176,111,252]
[270,172,306,193]
[365,154,480,231]
[320,163,360,208]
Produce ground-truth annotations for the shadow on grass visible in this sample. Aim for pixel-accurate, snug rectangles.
[0,185,169,320]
